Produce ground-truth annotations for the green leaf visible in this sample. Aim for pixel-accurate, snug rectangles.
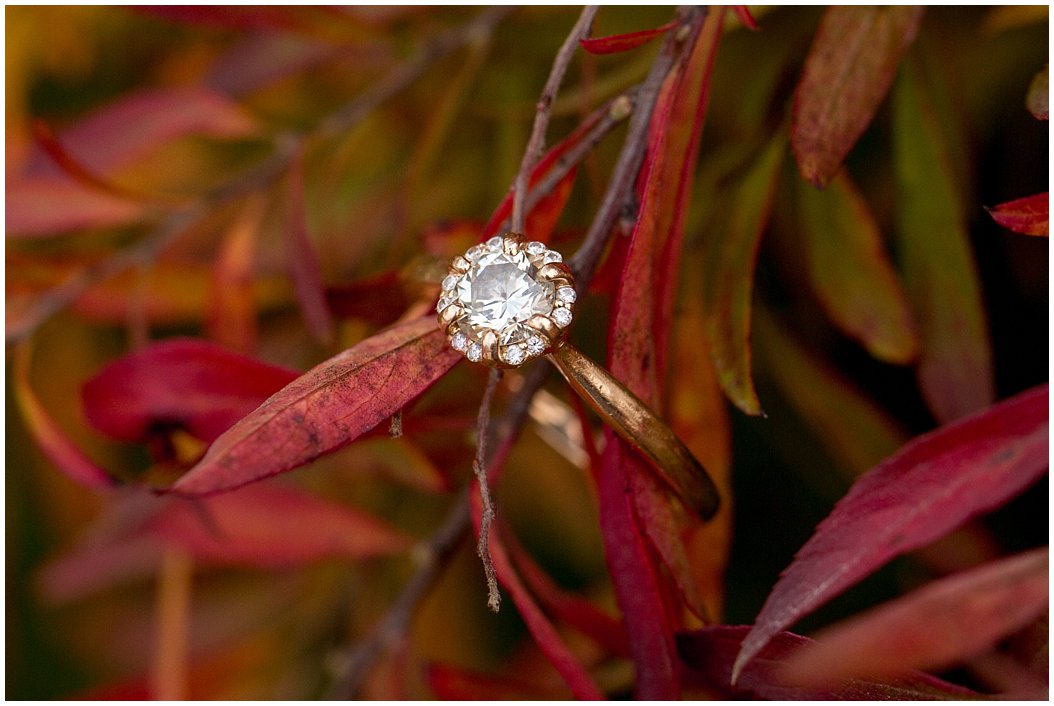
[893,56,994,423]
[796,173,919,364]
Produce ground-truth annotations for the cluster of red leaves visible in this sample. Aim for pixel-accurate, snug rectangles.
[9,5,1047,700]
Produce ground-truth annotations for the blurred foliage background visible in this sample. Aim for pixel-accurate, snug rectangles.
[6,5,1048,699]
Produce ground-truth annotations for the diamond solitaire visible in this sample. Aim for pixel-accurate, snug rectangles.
[437,233,575,367]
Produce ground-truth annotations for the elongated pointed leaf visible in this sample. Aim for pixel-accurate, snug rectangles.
[679,626,982,700]
[894,57,994,422]
[82,339,299,444]
[702,135,785,415]
[171,317,459,496]
[153,484,414,566]
[427,664,569,700]
[207,195,266,353]
[732,6,759,30]
[792,7,923,187]
[6,178,146,238]
[13,342,116,489]
[781,548,1049,685]
[470,488,605,700]
[987,192,1048,237]
[579,21,675,55]
[732,384,1048,680]
[796,173,919,364]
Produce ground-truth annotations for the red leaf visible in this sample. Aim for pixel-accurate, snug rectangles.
[82,339,299,445]
[286,151,336,345]
[732,6,759,30]
[171,317,459,496]
[598,443,680,699]
[579,21,675,55]
[987,192,1049,237]
[780,548,1049,685]
[792,7,923,187]
[38,533,162,605]
[13,342,116,490]
[470,487,605,700]
[152,484,413,566]
[5,178,146,238]
[26,87,257,178]
[482,104,608,241]
[678,625,982,699]
[732,384,1049,680]
[206,195,266,353]
[504,526,629,656]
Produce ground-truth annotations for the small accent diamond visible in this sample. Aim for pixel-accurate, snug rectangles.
[503,344,526,366]
[437,296,454,312]
[466,342,483,362]
[542,250,563,264]
[465,245,483,261]
[526,335,546,355]
[526,241,546,255]
[486,235,504,251]
[441,274,458,291]
[552,307,573,328]
[450,331,468,351]
[556,287,576,303]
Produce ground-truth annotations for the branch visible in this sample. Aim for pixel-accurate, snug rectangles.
[511,6,599,234]
[473,368,504,612]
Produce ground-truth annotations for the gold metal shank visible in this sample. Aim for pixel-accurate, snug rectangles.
[547,344,721,521]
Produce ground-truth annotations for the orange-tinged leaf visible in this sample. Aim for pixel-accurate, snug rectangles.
[754,308,906,478]
[13,341,116,490]
[285,151,336,345]
[792,6,923,187]
[579,21,675,55]
[732,384,1048,681]
[171,317,460,496]
[986,192,1048,237]
[701,135,785,415]
[732,6,759,31]
[6,178,146,238]
[894,57,994,423]
[796,173,919,364]
[207,195,266,353]
[1026,64,1048,120]
[152,484,414,566]
[780,548,1049,685]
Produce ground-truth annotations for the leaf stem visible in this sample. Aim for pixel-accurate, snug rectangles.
[473,368,504,612]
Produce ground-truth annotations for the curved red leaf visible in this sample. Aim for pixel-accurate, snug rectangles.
[579,21,675,55]
[82,339,299,444]
[470,487,605,700]
[732,384,1049,681]
[171,317,459,496]
[732,6,759,31]
[780,548,1049,685]
[986,192,1049,237]
[792,7,923,187]
[678,625,982,700]
[6,178,146,238]
[152,484,413,566]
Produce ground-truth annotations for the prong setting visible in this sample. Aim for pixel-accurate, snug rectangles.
[436,232,576,368]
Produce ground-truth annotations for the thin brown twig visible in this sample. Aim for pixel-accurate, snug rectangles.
[473,368,504,612]
[8,7,512,346]
[511,6,599,234]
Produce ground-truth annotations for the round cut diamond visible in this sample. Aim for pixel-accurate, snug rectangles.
[486,235,504,251]
[466,342,483,362]
[526,241,546,255]
[526,335,546,355]
[552,307,573,328]
[441,274,458,291]
[503,344,526,366]
[556,287,576,304]
[450,331,468,351]
[455,250,554,332]
[542,250,563,264]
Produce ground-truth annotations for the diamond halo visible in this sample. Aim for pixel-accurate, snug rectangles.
[436,233,576,367]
